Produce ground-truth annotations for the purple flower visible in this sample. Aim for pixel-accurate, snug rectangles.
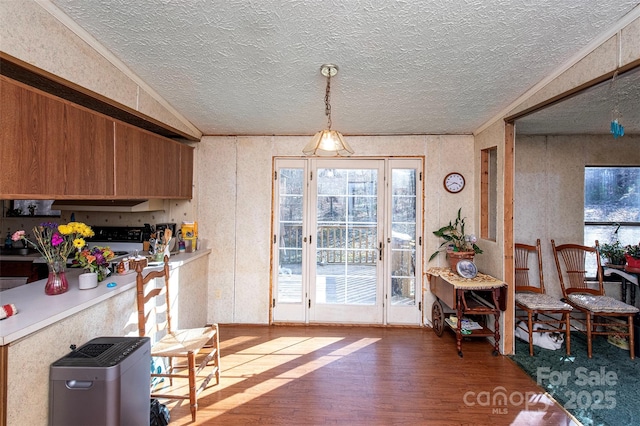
[51,233,64,246]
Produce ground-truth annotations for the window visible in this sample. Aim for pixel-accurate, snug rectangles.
[584,167,640,274]
[6,200,60,217]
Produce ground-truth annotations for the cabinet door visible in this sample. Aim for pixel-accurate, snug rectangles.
[178,143,194,198]
[114,123,182,197]
[1,77,115,197]
[1,77,66,196]
[63,105,115,196]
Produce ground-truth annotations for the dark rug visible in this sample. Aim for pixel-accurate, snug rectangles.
[510,333,639,426]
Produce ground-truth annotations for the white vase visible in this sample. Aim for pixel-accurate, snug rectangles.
[78,272,98,290]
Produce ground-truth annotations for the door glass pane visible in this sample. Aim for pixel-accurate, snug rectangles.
[316,169,377,305]
[390,169,416,305]
[278,168,303,303]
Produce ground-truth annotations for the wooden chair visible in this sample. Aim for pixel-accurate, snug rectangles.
[551,240,638,359]
[514,239,573,356]
[135,256,220,422]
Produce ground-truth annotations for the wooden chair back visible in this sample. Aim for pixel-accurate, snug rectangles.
[135,256,172,340]
[515,239,544,293]
[551,240,604,298]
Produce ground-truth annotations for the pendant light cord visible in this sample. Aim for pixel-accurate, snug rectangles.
[325,73,332,130]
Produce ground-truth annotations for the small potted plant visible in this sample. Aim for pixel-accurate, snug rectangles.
[75,245,116,288]
[624,243,640,270]
[598,241,626,268]
[429,208,482,269]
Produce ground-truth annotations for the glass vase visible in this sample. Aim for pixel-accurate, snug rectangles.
[45,259,69,295]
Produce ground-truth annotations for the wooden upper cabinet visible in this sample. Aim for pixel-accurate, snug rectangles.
[115,122,187,198]
[63,102,115,196]
[178,143,194,198]
[1,76,66,196]
[1,76,115,198]
[2,76,193,200]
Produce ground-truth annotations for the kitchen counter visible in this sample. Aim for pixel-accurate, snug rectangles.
[0,252,70,263]
[0,249,211,346]
[1,249,211,426]
[0,252,41,261]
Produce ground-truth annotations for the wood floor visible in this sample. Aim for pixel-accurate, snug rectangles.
[164,325,579,425]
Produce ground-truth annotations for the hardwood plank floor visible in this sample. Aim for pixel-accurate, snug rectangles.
[163,325,579,425]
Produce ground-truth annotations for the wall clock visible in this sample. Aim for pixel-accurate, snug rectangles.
[444,172,465,193]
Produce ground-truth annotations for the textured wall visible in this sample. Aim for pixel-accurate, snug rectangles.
[197,134,476,325]
[508,16,640,121]
[476,15,640,355]
[0,0,200,140]
[515,134,640,303]
[0,199,197,243]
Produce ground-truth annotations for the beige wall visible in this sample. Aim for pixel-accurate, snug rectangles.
[476,15,640,354]
[515,134,640,303]
[197,134,477,324]
[0,0,200,231]
[0,0,482,329]
[0,0,200,140]
[509,17,640,119]
[5,1,639,357]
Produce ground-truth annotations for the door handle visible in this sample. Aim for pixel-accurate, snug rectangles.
[379,242,383,261]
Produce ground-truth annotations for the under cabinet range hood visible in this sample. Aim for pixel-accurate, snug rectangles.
[51,199,166,213]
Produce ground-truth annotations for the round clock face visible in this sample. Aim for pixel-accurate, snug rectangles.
[444,172,465,193]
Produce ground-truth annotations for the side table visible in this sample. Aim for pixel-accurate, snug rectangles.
[603,266,638,306]
[426,267,506,357]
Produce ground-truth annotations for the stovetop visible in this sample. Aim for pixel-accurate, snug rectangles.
[89,226,146,243]
[87,226,149,254]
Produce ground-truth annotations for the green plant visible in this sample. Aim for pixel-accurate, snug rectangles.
[598,241,626,265]
[429,208,482,262]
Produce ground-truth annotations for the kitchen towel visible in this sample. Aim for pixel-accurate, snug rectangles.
[1,303,17,320]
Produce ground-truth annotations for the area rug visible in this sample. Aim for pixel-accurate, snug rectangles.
[510,332,639,426]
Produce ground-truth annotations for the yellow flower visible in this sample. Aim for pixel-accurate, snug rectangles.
[75,222,94,238]
[58,224,72,235]
[73,238,85,248]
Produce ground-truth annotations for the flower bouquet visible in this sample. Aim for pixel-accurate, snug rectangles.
[12,222,94,295]
[76,246,116,282]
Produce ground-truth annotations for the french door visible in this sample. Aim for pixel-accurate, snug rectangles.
[272,158,422,325]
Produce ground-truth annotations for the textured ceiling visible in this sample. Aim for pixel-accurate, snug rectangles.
[516,66,640,135]
[49,0,639,136]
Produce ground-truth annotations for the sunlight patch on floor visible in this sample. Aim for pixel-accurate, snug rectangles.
[218,335,261,351]
[189,336,381,419]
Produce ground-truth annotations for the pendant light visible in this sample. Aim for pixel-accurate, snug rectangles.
[303,64,354,156]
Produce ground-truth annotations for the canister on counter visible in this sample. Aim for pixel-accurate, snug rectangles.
[181,221,198,251]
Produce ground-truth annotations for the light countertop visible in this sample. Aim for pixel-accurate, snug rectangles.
[0,252,41,262]
[0,250,210,345]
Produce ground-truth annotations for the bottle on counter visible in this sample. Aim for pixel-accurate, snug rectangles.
[5,231,13,249]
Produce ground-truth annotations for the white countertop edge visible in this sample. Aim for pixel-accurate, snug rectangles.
[0,249,211,345]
